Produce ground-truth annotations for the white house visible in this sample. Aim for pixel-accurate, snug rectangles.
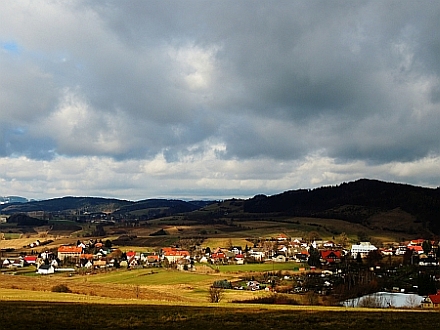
[351,242,377,258]
[37,264,55,275]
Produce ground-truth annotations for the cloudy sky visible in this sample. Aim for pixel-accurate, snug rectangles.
[1,1,440,201]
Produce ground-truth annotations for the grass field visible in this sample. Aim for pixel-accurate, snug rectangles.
[86,268,216,286]
[0,299,439,330]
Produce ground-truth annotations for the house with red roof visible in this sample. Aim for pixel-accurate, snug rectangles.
[407,245,424,254]
[57,245,83,261]
[320,250,342,264]
[422,290,440,308]
[23,255,38,265]
[162,247,190,263]
[276,233,289,241]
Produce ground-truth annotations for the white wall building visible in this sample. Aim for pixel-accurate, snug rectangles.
[351,242,377,258]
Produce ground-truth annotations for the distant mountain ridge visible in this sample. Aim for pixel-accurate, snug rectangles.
[2,179,440,234]
[0,196,30,204]
[0,196,214,218]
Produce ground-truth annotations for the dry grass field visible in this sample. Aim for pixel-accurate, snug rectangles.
[1,296,440,330]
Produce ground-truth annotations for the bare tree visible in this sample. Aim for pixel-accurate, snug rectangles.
[405,295,419,309]
[208,286,224,303]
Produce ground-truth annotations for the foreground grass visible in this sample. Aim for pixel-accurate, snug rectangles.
[0,299,439,330]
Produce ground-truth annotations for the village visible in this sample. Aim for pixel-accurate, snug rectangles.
[2,233,440,308]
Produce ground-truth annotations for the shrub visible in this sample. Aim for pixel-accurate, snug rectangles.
[232,294,299,305]
[208,287,224,303]
[51,284,72,293]
[212,279,232,289]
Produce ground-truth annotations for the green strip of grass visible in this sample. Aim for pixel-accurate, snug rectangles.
[85,268,215,286]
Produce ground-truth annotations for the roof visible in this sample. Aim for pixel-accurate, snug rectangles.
[24,256,38,262]
[164,250,190,257]
[428,294,440,304]
[320,250,342,259]
[58,246,82,253]
[39,264,53,270]
[407,245,423,252]
[80,254,94,260]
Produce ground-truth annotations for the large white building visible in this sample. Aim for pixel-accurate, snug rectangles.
[351,242,377,258]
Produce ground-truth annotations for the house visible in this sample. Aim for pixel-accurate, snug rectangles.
[235,254,244,265]
[380,249,394,256]
[11,258,25,268]
[323,241,335,248]
[351,242,377,258]
[294,251,309,263]
[246,281,260,291]
[419,256,439,266]
[37,264,55,275]
[276,233,289,241]
[229,246,242,255]
[248,248,265,261]
[422,290,440,308]
[24,255,38,265]
[126,251,137,259]
[320,250,342,264]
[176,258,194,271]
[272,254,287,262]
[162,248,190,263]
[211,252,227,263]
[407,245,424,255]
[57,245,83,261]
[408,239,425,246]
[94,259,107,268]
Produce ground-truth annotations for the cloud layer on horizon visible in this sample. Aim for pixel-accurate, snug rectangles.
[1,1,440,200]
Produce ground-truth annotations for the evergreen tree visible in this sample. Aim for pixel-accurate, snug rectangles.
[307,246,321,268]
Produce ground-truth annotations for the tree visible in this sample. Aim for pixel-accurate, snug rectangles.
[336,232,349,248]
[307,246,321,268]
[357,231,370,242]
[104,239,112,248]
[356,251,363,264]
[422,240,432,254]
[226,238,233,250]
[366,250,382,266]
[208,287,224,303]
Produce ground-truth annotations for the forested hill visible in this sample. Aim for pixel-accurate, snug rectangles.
[0,196,212,216]
[243,179,440,233]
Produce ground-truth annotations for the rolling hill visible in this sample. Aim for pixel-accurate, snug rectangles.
[242,179,440,234]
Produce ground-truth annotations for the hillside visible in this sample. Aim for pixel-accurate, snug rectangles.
[2,179,440,237]
[0,196,214,218]
[243,179,440,234]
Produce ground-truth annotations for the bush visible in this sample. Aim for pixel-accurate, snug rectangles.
[232,294,299,305]
[208,287,224,303]
[51,284,72,293]
[212,279,232,289]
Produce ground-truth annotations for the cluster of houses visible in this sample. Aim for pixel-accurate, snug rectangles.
[3,235,440,275]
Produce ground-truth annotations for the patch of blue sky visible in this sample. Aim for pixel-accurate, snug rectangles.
[1,40,21,54]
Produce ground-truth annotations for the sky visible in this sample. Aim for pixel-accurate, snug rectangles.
[1,1,440,201]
